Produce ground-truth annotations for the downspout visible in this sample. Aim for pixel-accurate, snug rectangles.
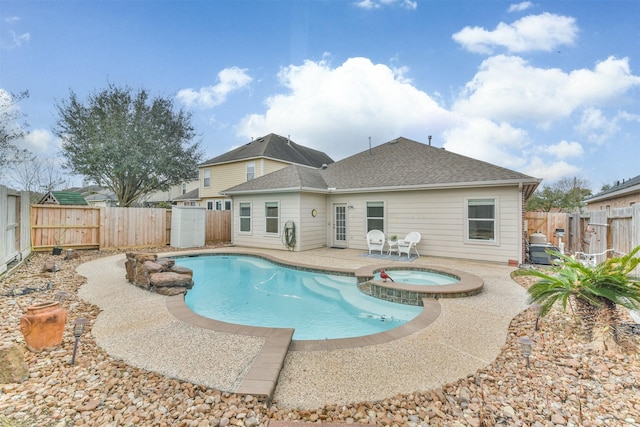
[519,182,524,266]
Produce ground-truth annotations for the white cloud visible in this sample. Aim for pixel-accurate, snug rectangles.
[176,67,252,108]
[236,57,454,159]
[452,13,577,54]
[1,29,30,50]
[355,0,417,10]
[523,156,581,182]
[453,55,640,127]
[20,129,58,154]
[508,2,533,13]
[442,118,530,169]
[542,140,584,159]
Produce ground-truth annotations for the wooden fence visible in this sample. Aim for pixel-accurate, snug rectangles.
[31,205,231,251]
[0,185,31,274]
[526,205,640,264]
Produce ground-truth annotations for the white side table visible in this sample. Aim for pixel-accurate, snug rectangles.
[387,240,399,255]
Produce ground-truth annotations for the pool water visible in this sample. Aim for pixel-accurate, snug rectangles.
[176,255,422,340]
[373,270,458,285]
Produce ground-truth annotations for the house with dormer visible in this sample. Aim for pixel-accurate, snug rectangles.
[195,133,334,210]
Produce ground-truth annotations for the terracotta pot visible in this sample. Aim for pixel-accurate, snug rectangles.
[20,301,68,352]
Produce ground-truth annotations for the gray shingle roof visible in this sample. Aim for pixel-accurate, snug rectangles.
[199,133,334,168]
[223,137,540,196]
[173,188,199,200]
[585,174,640,202]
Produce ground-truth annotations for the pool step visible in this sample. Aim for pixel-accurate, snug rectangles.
[165,294,293,404]
[235,328,294,403]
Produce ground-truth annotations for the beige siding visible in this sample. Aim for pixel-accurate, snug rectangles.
[199,159,292,201]
[298,193,328,251]
[232,193,302,251]
[326,186,523,263]
[231,186,525,263]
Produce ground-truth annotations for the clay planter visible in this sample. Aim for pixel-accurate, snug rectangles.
[20,301,68,352]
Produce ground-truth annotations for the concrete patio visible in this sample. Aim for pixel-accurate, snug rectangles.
[77,246,529,409]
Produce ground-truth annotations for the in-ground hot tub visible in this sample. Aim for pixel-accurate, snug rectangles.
[358,266,484,305]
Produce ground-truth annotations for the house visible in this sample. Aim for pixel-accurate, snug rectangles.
[584,174,640,212]
[38,191,88,206]
[222,137,541,264]
[144,176,199,207]
[173,188,200,206]
[197,133,334,210]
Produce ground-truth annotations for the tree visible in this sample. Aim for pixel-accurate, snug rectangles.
[514,246,640,352]
[7,156,71,202]
[526,177,592,212]
[0,89,30,172]
[54,84,203,207]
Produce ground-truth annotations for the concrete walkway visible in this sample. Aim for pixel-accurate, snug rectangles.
[77,247,529,409]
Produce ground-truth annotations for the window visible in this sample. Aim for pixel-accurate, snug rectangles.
[468,198,496,241]
[239,203,251,232]
[203,170,211,187]
[246,162,255,181]
[181,183,186,195]
[207,201,213,210]
[366,201,384,233]
[225,200,232,210]
[265,202,279,234]
[215,200,222,210]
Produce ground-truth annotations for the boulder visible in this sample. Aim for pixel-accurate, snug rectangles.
[0,342,29,383]
[170,265,193,276]
[150,272,193,289]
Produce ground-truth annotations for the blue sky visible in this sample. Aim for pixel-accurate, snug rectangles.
[1,0,639,192]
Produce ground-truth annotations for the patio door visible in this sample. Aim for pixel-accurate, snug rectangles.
[332,204,347,248]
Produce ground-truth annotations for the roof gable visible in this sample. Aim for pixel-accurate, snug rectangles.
[199,133,334,168]
[39,191,89,205]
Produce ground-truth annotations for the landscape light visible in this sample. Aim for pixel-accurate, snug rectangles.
[71,318,88,365]
[518,336,534,369]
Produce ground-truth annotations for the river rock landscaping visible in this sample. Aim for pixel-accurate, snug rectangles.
[1,249,639,426]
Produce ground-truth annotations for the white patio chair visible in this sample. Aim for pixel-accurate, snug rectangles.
[397,232,421,258]
[366,230,385,254]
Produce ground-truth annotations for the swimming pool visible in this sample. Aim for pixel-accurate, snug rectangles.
[176,255,422,340]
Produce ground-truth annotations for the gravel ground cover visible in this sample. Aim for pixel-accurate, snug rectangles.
[1,248,639,426]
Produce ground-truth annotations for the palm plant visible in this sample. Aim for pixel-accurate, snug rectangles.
[515,245,640,349]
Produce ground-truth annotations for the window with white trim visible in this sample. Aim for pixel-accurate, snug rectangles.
[265,202,279,234]
[239,203,251,232]
[467,198,496,241]
[203,170,211,187]
[215,200,222,210]
[246,162,255,181]
[225,200,232,210]
[207,201,213,210]
[366,201,384,233]
[181,183,186,194]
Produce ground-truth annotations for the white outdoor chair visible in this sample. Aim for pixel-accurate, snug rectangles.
[366,230,385,254]
[574,249,617,268]
[397,232,421,258]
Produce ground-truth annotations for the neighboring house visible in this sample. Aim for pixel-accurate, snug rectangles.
[197,133,334,211]
[584,174,640,212]
[84,191,118,207]
[38,191,88,206]
[223,137,541,264]
[144,178,199,207]
[172,188,200,206]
